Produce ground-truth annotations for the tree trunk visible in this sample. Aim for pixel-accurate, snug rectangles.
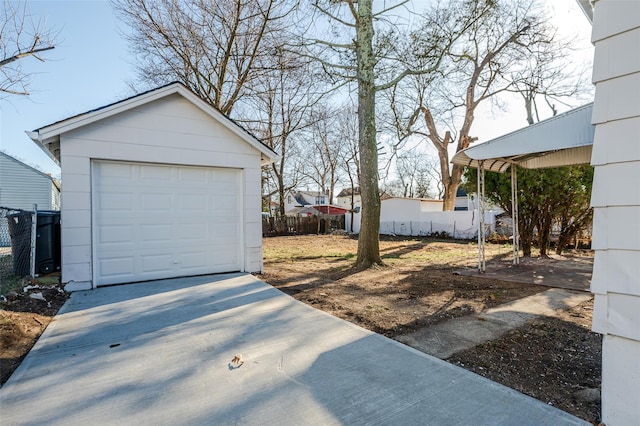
[556,230,572,255]
[355,0,382,268]
[519,215,535,257]
[537,212,552,257]
[276,169,286,217]
[442,163,465,211]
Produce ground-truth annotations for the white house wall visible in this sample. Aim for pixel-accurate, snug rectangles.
[590,1,640,424]
[380,199,422,222]
[420,200,444,212]
[59,94,264,290]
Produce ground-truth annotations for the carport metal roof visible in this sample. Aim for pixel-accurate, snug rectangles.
[451,103,594,272]
[452,103,594,173]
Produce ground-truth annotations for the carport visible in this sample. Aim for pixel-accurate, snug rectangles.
[451,103,594,271]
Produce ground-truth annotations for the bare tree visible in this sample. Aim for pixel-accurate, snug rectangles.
[245,47,324,217]
[0,0,55,97]
[310,0,473,267]
[337,102,361,232]
[299,104,348,204]
[391,150,436,199]
[392,0,564,210]
[339,102,360,187]
[509,32,593,124]
[112,0,298,115]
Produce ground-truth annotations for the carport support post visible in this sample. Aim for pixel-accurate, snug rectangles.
[477,164,486,272]
[510,166,520,265]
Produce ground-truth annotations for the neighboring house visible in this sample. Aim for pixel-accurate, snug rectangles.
[0,151,60,211]
[587,1,640,424]
[267,201,279,217]
[454,188,469,211]
[313,205,348,215]
[284,190,329,213]
[29,82,277,291]
[0,151,61,246]
[285,205,347,217]
[285,206,324,217]
[336,187,361,211]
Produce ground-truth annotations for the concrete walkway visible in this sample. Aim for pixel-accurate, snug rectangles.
[0,274,587,425]
[397,288,592,359]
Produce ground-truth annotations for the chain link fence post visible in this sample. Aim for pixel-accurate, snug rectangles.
[30,204,38,278]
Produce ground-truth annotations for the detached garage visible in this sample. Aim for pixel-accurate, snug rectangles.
[29,82,277,291]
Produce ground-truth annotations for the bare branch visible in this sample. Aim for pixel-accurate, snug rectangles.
[0,0,57,97]
[312,1,356,28]
[372,0,409,18]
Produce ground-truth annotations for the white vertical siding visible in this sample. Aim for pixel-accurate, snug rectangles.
[590,1,640,424]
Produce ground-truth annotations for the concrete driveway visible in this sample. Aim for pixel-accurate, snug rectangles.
[0,273,587,425]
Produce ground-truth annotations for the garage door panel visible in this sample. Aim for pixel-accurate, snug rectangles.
[178,167,207,182]
[140,193,167,210]
[141,254,173,274]
[98,225,136,244]
[98,257,135,278]
[99,192,134,211]
[179,194,207,211]
[177,223,209,241]
[212,224,240,239]
[93,161,242,286]
[140,164,172,181]
[140,224,173,242]
[216,169,239,183]
[97,162,133,178]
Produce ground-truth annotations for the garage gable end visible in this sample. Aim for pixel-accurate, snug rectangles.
[60,93,263,168]
[29,82,277,166]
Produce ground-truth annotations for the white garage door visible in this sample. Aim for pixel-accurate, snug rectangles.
[92,161,242,286]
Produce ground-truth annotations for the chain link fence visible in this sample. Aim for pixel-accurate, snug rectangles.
[1,207,37,290]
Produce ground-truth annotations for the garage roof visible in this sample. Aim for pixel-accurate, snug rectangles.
[451,103,594,173]
[27,82,278,165]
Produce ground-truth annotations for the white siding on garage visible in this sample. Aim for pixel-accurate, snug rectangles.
[59,93,263,290]
[93,161,242,286]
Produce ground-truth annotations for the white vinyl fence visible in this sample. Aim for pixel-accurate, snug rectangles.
[346,210,502,239]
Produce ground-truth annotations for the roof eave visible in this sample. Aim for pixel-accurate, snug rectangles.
[27,130,61,166]
[29,82,279,165]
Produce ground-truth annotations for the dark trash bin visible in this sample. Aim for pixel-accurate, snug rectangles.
[7,210,61,276]
[35,211,61,275]
[7,211,33,276]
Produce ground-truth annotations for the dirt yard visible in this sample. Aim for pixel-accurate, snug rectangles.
[258,235,601,424]
[0,235,601,423]
[0,275,68,385]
